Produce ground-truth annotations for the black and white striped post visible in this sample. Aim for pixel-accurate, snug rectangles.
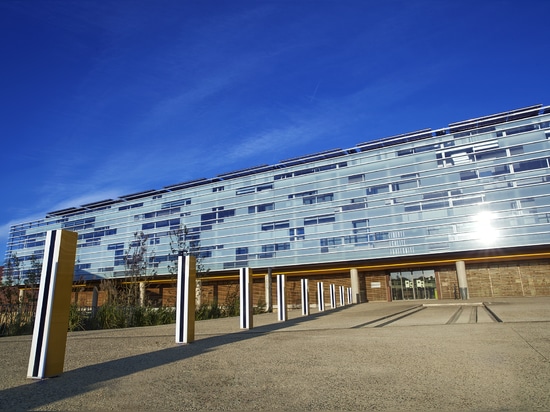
[301,278,309,316]
[176,254,196,344]
[317,281,325,312]
[330,284,336,309]
[277,274,287,321]
[339,286,345,306]
[28,230,77,379]
[240,267,253,329]
[347,287,352,305]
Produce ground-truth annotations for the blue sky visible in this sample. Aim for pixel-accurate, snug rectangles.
[1,0,549,259]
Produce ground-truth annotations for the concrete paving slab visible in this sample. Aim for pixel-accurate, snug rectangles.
[0,297,549,411]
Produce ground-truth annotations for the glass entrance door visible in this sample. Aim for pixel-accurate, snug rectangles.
[390,269,437,300]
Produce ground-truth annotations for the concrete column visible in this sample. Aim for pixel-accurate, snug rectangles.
[265,268,273,313]
[92,287,98,315]
[455,260,469,300]
[350,268,360,303]
[139,281,146,307]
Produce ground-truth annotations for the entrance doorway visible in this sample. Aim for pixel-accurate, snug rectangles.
[390,269,437,300]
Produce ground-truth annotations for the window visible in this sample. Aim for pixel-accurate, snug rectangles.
[392,180,416,191]
[345,234,370,245]
[404,203,421,212]
[500,124,537,136]
[274,162,347,180]
[460,170,478,180]
[475,149,507,162]
[236,183,273,195]
[201,209,235,225]
[257,184,273,192]
[119,202,143,211]
[367,184,389,195]
[374,232,389,241]
[348,174,364,183]
[422,200,448,210]
[352,219,369,232]
[262,242,290,251]
[392,175,419,191]
[213,186,224,192]
[303,193,334,205]
[288,190,317,199]
[304,214,335,225]
[423,191,448,200]
[513,158,548,173]
[141,218,180,231]
[250,203,275,213]
[236,247,248,261]
[236,187,256,195]
[342,198,367,211]
[289,227,305,241]
[258,203,274,212]
[478,165,510,177]
[261,244,275,252]
[320,237,342,247]
[261,220,290,230]
[161,199,190,209]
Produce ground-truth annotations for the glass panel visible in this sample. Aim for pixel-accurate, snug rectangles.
[390,269,436,300]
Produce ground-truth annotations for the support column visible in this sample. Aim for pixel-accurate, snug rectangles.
[350,268,360,304]
[240,268,253,329]
[339,286,345,307]
[176,255,196,344]
[265,268,273,313]
[91,287,98,316]
[139,281,146,307]
[456,260,469,300]
[330,284,336,309]
[277,274,287,321]
[301,279,309,316]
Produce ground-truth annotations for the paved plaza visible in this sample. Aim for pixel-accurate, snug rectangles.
[1,297,549,411]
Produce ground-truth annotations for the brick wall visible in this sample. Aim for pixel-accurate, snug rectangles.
[365,271,388,302]
[68,258,550,306]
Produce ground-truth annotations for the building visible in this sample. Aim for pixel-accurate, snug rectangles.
[6,104,550,303]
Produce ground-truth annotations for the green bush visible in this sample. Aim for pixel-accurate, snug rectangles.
[92,304,126,329]
[68,304,87,331]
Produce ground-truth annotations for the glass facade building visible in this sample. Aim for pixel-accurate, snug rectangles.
[6,104,550,283]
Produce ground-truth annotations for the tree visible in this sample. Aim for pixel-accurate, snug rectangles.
[1,253,21,304]
[22,254,41,304]
[168,225,209,305]
[123,231,157,307]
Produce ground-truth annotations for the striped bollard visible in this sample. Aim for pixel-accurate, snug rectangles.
[301,278,309,316]
[28,230,77,379]
[240,268,253,329]
[339,285,345,306]
[175,254,196,344]
[330,284,336,309]
[347,287,352,305]
[317,282,325,312]
[277,274,287,321]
